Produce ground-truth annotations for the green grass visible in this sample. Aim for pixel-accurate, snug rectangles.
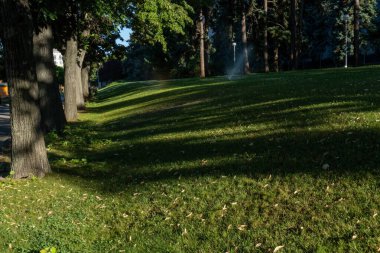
[1,66,380,252]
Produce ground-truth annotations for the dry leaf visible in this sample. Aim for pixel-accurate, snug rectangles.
[273,245,285,253]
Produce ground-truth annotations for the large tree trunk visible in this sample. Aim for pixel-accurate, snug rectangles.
[81,64,90,100]
[76,49,85,110]
[0,0,51,178]
[199,9,206,78]
[241,9,250,74]
[33,25,66,133]
[264,0,269,73]
[290,0,297,70]
[354,0,360,67]
[64,37,78,122]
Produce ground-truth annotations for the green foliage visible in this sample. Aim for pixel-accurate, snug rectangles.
[55,66,64,85]
[132,0,193,51]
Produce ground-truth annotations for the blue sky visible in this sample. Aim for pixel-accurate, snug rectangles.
[116,27,132,46]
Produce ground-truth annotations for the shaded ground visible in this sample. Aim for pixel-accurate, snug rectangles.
[1,67,380,252]
[54,67,380,189]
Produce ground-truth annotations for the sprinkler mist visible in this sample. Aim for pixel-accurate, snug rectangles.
[226,42,245,81]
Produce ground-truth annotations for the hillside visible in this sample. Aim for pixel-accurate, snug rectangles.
[1,67,380,252]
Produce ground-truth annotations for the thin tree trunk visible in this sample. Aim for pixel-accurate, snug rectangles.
[274,41,279,72]
[0,0,51,178]
[33,25,66,133]
[354,0,360,67]
[64,37,78,122]
[76,49,85,109]
[241,10,250,74]
[204,8,211,76]
[199,9,206,78]
[264,0,269,73]
[290,0,297,70]
[297,0,304,69]
[81,64,90,100]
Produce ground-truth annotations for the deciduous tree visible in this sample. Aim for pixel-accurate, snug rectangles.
[0,0,51,178]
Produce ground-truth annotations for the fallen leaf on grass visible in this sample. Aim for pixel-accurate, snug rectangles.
[273,245,285,252]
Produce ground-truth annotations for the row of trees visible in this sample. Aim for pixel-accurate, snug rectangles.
[0,0,192,178]
[122,0,380,80]
[0,0,379,178]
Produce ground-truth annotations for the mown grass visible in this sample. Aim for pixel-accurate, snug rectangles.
[1,67,380,252]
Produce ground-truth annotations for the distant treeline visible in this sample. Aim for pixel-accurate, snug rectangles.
[112,0,380,81]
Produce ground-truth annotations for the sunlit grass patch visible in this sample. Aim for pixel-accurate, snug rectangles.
[1,66,380,252]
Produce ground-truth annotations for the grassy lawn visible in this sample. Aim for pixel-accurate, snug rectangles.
[1,67,380,252]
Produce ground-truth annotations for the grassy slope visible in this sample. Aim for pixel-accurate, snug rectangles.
[1,67,380,252]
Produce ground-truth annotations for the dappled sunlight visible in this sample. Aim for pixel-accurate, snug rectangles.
[48,67,380,191]
[95,91,205,123]
[2,67,372,252]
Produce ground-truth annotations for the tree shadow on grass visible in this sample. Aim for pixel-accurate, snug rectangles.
[51,125,380,194]
[49,68,380,193]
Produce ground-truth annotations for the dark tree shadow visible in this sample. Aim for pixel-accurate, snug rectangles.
[49,67,380,193]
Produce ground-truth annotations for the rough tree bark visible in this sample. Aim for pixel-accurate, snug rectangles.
[241,9,250,74]
[81,64,90,100]
[64,37,78,122]
[0,0,51,178]
[290,0,297,70]
[264,0,269,73]
[354,0,360,67]
[199,9,206,78]
[33,25,66,133]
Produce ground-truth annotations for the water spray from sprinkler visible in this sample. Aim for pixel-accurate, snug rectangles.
[232,42,237,64]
